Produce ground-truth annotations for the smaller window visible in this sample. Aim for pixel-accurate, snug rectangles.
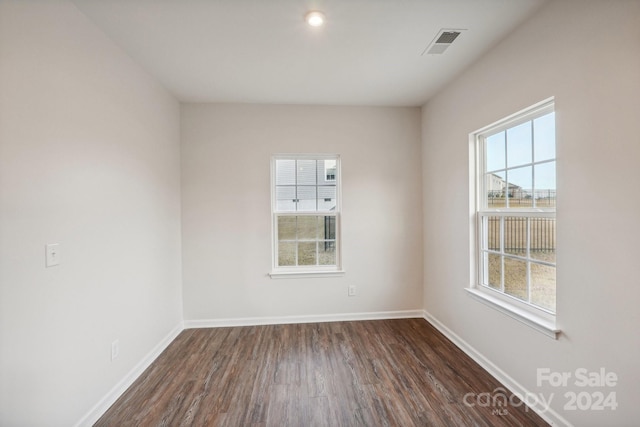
[270,155,342,277]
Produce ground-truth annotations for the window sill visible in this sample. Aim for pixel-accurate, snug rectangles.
[269,270,346,279]
[465,287,560,339]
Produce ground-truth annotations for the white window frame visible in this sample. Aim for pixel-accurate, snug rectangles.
[269,154,344,278]
[467,98,560,338]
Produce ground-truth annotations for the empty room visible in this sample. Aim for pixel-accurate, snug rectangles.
[1,0,639,426]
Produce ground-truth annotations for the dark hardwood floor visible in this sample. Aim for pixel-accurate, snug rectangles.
[95,319,549,426]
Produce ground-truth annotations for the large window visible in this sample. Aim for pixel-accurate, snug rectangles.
[271,155,341,276]
[471,99,557,336]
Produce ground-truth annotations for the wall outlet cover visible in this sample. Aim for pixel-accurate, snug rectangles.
[45,243,60,267]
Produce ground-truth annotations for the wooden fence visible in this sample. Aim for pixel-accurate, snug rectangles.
[488,217,556,252]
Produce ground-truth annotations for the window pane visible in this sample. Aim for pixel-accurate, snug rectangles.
[487,216,500,251]
[534,161,556,208]
[319,241,336,265]
[297,159,316,185]
[297,216,318,240]
[486,172,506,207]
[486,131,505,172]
[298,242,317,265]
[296,186,316,212]
[530,218,556,263]
[278,216,296,240]
[316,159,325,183]
[317,186,337,211]
[319,216,336,240]
[503,217,527,256]
[276,159,296,185]
[504,257,527,301]
[488,253,501,289]
[506,166,532,208]
[278,242,296,266]
[318,159,337,183]
[531,263,556,311]
[276,186,296,212]
[507,121,532,167]
[534,112,555,162]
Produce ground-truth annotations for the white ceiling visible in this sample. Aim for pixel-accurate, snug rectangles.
[72,0,546,106]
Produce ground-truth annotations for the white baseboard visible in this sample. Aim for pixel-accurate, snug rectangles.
[422,310,571,427]
[184,309,424,329]
[74,321,184,427]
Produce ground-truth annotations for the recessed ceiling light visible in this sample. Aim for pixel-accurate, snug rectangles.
[305,11,326,27]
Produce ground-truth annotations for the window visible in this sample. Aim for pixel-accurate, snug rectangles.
[270,155,342,277]
[469,99,558,337]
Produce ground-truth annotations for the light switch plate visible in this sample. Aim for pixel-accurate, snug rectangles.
[45,243,60,267]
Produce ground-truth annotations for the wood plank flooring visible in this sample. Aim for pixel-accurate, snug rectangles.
[95,319,549,426]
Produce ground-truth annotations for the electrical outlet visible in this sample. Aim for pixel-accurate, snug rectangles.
[111,340,119,361]
[45,243,60,267]
[348,285,357,296]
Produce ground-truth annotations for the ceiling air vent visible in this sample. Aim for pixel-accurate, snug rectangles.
[422,29,465,55]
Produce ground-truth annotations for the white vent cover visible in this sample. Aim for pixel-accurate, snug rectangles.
[422,29,465,55]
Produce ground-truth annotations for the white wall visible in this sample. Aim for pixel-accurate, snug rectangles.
[421,1,640,425]
[181,104,423,322]
[0,1,183,425]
